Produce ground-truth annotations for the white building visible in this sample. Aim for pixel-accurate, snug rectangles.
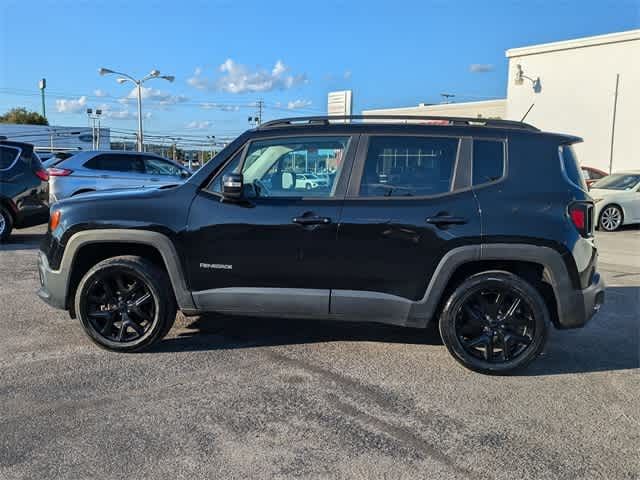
[362,29,639,173]
[506,30,639,173]
[0,124,110,152]
[363,99,506,120]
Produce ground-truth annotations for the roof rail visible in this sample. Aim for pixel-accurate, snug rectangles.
[258,115,539,131]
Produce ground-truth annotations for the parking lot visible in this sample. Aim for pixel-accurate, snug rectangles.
[1,225,638,479]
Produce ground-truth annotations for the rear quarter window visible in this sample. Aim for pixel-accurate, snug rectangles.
[560,145,587,190]
[0,146,20,170]
[473,140,505,185]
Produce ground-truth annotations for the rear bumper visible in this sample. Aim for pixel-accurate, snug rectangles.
[557,271,605,329]
[37,251,67,310]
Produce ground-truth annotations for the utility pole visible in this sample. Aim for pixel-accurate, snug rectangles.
[608,73,620,175]
[440,93,455,104]
[38,78,47,120]
[257,99,263,125]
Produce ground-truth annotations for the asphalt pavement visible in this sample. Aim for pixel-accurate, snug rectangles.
[1,225,638,479]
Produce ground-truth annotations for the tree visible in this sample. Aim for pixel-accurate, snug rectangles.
[0,108,49,126]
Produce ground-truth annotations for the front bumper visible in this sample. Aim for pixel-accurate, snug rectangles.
[37,251,68,310]
[557,271,605,329]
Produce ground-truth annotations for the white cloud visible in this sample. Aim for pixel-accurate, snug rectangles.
[124,86,188,105]
[188,59,308,94]
[343,70,352,80]
[185,120,213,130]
[287,99,312,110]
[200,102,240,112]
[96,103,152,120]
[94,89,109,97]
[469,64,494,73]
[55,96,87,113]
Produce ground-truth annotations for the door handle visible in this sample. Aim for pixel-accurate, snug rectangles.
[426,215,468,226]
[292,216,332,226]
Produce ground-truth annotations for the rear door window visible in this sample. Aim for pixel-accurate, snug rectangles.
[0,146,20,170]
[85,154,145,173]
[473,139,505,185]
[358,136,459,197]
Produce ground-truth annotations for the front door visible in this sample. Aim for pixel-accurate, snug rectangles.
[184,134,357,317]
[331,134,482,322]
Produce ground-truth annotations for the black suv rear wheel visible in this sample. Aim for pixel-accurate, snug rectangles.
[74,256,176,352]
[439,271,548,374]
[0,206,13,242]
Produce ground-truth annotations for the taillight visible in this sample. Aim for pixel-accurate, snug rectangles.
[47,167,73,177]
[35,169,49,181]
[568,202,593,237]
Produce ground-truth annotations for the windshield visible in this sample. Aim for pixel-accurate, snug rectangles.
[592,174,640,190]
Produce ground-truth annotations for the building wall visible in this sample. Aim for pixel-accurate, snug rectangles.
[363,99,506,120]
[0,124,110,151]
[506,30,640,173]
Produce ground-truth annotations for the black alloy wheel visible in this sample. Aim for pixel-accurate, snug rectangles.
[0,206,13,242]
[84,270,155,343]
[439,271,548,374]
[75,256,176,352]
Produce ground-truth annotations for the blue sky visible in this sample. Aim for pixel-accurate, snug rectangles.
[1,0,638,145]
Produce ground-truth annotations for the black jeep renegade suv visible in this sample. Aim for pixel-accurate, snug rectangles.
[37,116,605,374]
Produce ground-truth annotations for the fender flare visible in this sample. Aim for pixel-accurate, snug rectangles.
[60,229,195,310]
[408,243,575,328]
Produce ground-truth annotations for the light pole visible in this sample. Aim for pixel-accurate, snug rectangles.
[98,67,174,152]
[206,135,216,163]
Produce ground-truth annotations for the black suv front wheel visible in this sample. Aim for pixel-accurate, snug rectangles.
[0,206,13,242]
[439,271,548,374]
[75,256,176,352]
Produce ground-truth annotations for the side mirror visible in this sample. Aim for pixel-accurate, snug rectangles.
[222,173,243,199]
[180,170,191,178]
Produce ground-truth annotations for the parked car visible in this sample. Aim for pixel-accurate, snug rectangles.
[590,171,640,231]
[37,115,605,374]
[0,140,49,242]
[581,165,607,189]
[42,151,77,168]
[47,151,192,203]
[295,173,321,190]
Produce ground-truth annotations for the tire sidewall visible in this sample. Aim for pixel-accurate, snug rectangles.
[75,259,169,352]
[0,206,13,242]
[439,272,549,374]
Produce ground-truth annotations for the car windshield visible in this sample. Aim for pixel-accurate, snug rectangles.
[592,174,640,190]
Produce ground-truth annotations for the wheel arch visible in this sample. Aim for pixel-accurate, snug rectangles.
[60,229,195,314]
[410,243,576,329]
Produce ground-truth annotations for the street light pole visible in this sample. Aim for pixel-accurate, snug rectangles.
[136,82,144,151]
[98,67,175,152]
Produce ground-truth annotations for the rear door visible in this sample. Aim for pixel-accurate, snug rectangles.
[81,154,146,191]
[184,134,357,317]
[331,134,481,321]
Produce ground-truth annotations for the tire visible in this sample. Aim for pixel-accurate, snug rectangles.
[599,205,623,232]
[0,206,14,243]
[74,255,176,352]
[439,271,548,375]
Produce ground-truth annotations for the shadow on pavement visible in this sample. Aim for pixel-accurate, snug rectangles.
[0,233,44,252]
[523,285,639,376]
[153,287,638,376]
[152,314,442,353]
